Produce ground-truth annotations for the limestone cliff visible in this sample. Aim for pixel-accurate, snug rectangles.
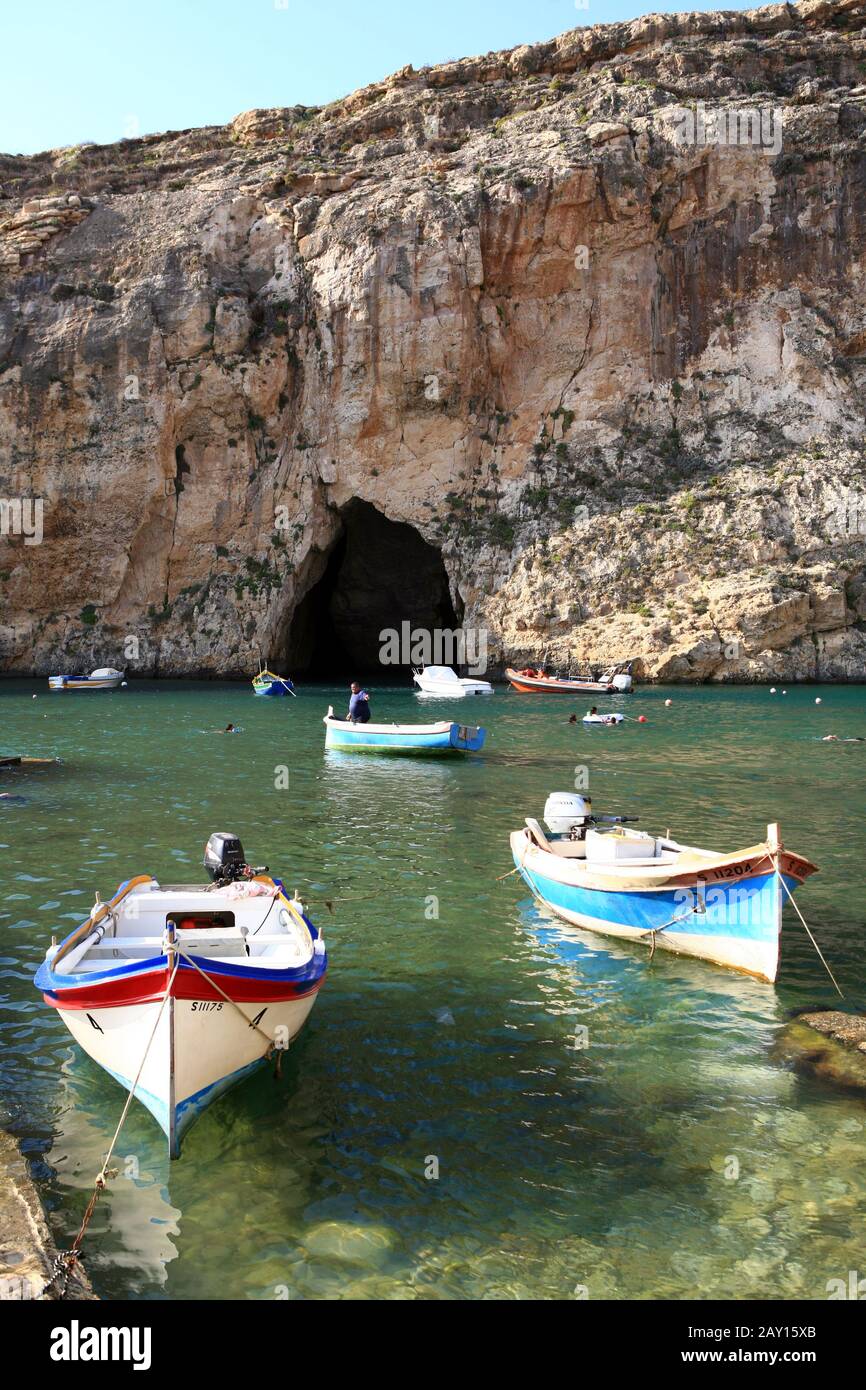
[1,0,866,681]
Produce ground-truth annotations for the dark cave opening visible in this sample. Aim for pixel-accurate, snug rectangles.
[285,500,461,679]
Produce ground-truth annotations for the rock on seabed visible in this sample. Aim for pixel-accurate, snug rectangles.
[1,1,866,680]
[775,1011,866,1095]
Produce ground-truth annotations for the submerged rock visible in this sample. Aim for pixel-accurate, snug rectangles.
[303,1220,395,1268]
[774,1013,866,1096]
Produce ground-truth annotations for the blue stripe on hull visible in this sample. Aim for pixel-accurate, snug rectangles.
[325,725,484,753]
[172,1057,268,1155]
[102,1055,270,1157]
[518,865,793,945]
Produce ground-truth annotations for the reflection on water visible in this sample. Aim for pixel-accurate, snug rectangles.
[1,679,865,1299]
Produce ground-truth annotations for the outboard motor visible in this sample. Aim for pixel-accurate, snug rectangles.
[543,793,593,840]
[203,832,268,886]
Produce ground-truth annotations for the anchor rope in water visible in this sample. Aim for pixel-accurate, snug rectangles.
[46,956,181,1299]
[501,829,705,960]
[47,924,300,1298]
[774,859,844,999]
[637,890,706,960]
[496,831,535,881]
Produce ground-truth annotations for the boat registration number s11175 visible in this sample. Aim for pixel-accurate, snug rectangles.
[190,1001,223,1012]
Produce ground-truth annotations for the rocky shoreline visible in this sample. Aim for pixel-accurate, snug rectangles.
[0,1128,96,1300]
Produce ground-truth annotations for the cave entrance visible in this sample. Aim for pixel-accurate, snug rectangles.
[285,499,461,679]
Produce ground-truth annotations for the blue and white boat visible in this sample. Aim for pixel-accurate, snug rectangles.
[48,666,125,691]
[252,667,295,697]
[324,707,485,755]
[510,793,817,983]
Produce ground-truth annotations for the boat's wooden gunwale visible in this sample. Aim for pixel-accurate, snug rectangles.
[514,829,816,893]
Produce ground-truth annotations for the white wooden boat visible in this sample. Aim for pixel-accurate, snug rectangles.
[413,665,494,697]
[34,834,326,1157]
[48,667,125,692]
[509,794,817,983]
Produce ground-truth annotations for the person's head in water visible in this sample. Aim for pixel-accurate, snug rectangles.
[225,723,235,732]
[568,714,577,724]
[590,706,598,716]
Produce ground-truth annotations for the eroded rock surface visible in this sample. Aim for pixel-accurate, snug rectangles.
[0,1128,96,1300]
[1,1,865,678]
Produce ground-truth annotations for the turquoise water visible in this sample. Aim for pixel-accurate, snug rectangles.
[1,679,865,1300]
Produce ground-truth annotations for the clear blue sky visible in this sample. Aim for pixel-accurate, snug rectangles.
[2,0,754,156]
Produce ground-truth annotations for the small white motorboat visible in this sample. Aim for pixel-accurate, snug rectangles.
[34,833,327,1157]
[413,665,493,697]
[48,667,125,692]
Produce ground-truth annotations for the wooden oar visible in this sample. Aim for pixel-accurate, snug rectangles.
[52,875,153,969]
[0,755,59,768]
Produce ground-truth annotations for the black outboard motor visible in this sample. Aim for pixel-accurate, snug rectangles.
[204,832,265,887]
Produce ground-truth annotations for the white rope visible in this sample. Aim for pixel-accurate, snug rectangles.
[51,956,181,1295]
[776,865,844,999]
[101,957,180,1165]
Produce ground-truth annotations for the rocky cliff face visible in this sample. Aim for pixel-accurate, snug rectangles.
[1,0,866,681]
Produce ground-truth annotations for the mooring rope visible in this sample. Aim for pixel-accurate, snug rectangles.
[637,895,705,961]
[45,956,180,1299]
[496,831,534,881]
[174,946,287,1076]
[775,863,844,999]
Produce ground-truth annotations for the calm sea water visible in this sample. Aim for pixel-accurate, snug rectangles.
[1,679,865,1301]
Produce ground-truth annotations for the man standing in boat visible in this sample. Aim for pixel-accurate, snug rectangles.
[347,682,371,723]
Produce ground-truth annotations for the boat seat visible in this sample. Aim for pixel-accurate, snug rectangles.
[524,818,553,852]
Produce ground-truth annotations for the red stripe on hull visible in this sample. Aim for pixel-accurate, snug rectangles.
[43,962,325,1011]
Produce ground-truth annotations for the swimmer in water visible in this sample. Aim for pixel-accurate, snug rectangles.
[822,733,864,742]
[568,714,577,724]
[216,723,239,733]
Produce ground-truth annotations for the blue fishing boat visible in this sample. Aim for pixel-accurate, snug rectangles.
[323,707,485,755]
[510,793,817,983]
[252,667,295,697]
